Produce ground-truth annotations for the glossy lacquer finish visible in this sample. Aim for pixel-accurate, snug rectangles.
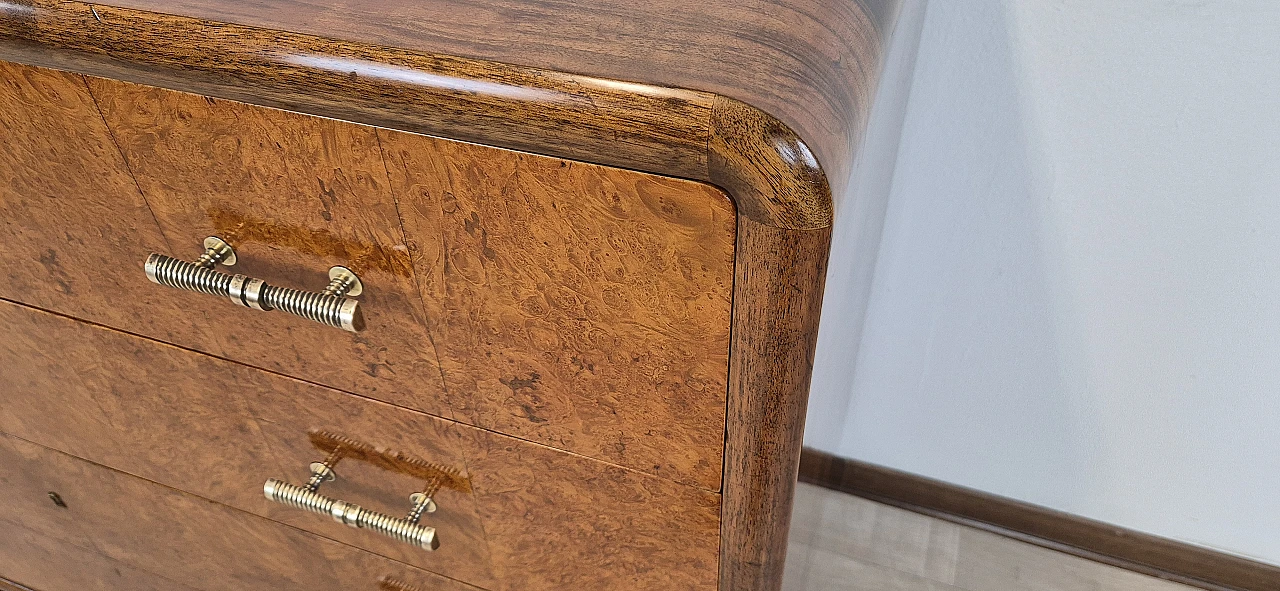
[0,300,721,591]
[0,0,896,229]
[0,433,480,591]
[0,60,735,488]
[93,0,903,217]
[0,58,729,589]
[0,1,910,590]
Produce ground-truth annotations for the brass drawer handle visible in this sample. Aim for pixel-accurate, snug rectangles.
[264,476,439,550]
[264,431,470,552]
[144,237,365,332]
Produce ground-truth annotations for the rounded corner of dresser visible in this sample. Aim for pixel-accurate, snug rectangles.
[706,96,834,232]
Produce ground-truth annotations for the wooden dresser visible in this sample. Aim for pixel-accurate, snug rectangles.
[0,1,903,590]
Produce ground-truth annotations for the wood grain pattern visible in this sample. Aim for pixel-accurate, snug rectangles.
[0,433,482,591]
[0,1,848,229]
[0,299,723,591]
[0,299,497,587]
[799,449,1280,591]
[721,220,833,591]
[0,2,711,198]
[90,0,900,219]
[0,43,829,591]
[382,130,735,490]
[0,522,202,591]
[0,60,734,486]
[86,75,453,419]
[90,72,734,488]
[710,97,832,233]
[461,429,722,591]
[0,0,916,587]
[0,60,189,340]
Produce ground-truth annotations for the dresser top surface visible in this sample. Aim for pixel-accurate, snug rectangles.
[87,0,902,214]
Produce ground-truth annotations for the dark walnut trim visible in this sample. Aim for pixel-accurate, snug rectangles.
[710,97,833,230]
[800,449,1280,591]
[95,0,898,218]
[0,0,832,229]
[722,221,832,590]
[0,3,905,591]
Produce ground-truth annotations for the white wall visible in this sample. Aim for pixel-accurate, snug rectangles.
[807,0,928,452]
[809,0,1280,566]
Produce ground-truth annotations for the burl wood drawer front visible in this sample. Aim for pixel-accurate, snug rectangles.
[0,434,479,591]
[0,300,500,587]
[0,60,735,489]
[0,521,201,591]
[0,301,722,591]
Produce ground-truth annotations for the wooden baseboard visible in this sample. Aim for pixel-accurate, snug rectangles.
[798,448,1280,591]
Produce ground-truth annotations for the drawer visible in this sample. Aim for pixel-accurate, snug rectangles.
[0,300,721,591]
[0,60,735,489]
[0,434,480,591]
[0,521,201,591]
[0,294,500,588]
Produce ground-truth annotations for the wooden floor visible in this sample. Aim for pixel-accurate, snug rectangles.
[784,483,1197,591]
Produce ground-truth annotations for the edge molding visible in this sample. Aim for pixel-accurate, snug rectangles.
[0,3,873,591]
[799,448,1280,591]
[0,0,834,229]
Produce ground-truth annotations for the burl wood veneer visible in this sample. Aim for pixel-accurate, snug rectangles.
[0,523,202,591]
[382,131,735,490]
[0,0,910,589]
[0,61,177,335]
[0,299,494,585]
[0,300,720,591]
[88,74,454,418]
[1,60,735,488]
[123,0,899,223]
[0,434,478,591]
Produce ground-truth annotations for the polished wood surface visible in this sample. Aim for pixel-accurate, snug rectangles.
[0,299,496,587]
[0,523,202,591]
[0,434,479,591]
[0,1,838,229]
[463,429,721,591]
[88,73,454,418]
[383,131,735,490]
[0,61,734,486]
[93,0,901,217]
[0,0,914,588]
[0,60,184,339]
[799,449,1280,591]
[722,220,833,591]
[0,300,722,591]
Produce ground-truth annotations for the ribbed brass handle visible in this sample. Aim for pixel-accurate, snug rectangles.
[144,236,365,332]
[264,478,438,550]
[264,431,470,552]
